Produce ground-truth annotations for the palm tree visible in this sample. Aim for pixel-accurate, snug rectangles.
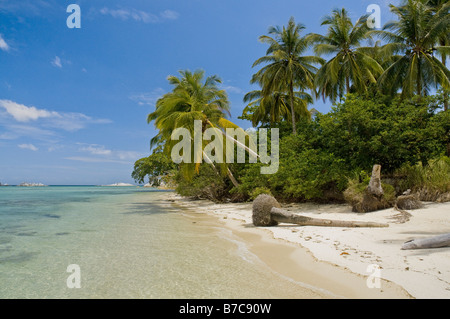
[148,70,229,147]
[429,0,450,110]
[308,8,384,102]
[148,70,254,188]
[242,89,312,127]
[251,17,323,134]
[373,0,450,98]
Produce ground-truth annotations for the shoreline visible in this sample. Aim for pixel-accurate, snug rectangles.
[163,192,450,299]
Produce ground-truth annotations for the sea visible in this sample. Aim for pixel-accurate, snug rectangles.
[0,186,325,299]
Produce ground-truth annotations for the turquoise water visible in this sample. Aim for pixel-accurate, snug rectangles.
[0,186,324,299]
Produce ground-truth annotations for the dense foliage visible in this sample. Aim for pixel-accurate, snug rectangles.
[133,0,449,204]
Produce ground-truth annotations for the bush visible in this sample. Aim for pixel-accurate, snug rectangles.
[249,187,273,200]
[395,157,450,202]
[343,177,396,212]
[175,164,231,202]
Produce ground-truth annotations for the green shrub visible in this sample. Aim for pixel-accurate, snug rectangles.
[249,187,273,200]
[396,156,450,201]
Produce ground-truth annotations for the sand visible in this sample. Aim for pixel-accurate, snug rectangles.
[163,193,450,299]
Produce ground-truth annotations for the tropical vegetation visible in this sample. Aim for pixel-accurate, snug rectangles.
[133,0,450,205]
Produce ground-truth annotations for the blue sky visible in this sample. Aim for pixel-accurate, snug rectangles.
[0,0,399,185]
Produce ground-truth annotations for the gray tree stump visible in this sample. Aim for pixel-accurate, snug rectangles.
[368,164,383,197]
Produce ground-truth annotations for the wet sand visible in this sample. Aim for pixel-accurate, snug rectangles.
[162,193,415,299]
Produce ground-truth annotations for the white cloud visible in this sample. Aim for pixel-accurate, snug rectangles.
[160,10,179,20]
[221,85,243,94]
[51,56,62,68]
[79,144,112,156]
[1,124,56,141]
[64,156,131,165]
[0,34,10,52]
[129,88,165,106]
[0,99,59,122]
[18,143,38,151]
[77,143,143,162]
[46,112,112,132]
[100,7,179,23]
[0,99,112,136]
[115,150,142,160]
[0,132,17,140]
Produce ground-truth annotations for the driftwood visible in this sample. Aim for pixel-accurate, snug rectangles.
[252,194,389,228]
[401,233,450,250]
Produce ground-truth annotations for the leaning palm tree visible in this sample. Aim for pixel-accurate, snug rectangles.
[308,8,384,102]
[251,17,323,134]
[242,89,313,127]
[373,0,450,98]
[148,70,255,188]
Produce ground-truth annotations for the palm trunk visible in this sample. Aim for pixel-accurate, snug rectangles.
[202,144,240,188]
[442,54,448,112]
[289,81,297,135]
[226,168,240,188]
[270,207,389,228]
[346,76,350,94]
[417,58,422,97]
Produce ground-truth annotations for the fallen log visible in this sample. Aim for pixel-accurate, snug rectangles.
[401,233,450,250]
[252,194,389,228]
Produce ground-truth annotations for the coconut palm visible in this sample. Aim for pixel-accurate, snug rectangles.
[242,89,313,127]
[251,17,323,134]
[308,8,384,102]
[429,0,450,110]
[148,70,229,147]
[373,0,450,98]
[148,70,255,187]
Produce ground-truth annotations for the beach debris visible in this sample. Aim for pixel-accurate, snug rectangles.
[345,164,396,213]
[368,164,383,197]
[402,189,411,196]
[396,194,423,210]
[391,205,412,224]
[401,233,450,250]
[252,194,389,228]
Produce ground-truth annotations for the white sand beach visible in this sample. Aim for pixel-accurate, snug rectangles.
[165,193,450,299]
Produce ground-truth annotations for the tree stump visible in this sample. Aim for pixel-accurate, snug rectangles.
[367,164,383,197]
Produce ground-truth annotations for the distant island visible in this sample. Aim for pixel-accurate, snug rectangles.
[102,183,135,187]
[18,182,47,187]
[0,182,9,186]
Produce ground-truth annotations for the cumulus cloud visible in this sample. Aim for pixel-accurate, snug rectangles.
[0,34,10,52]
[0,99,59,122]
[100,7,179,23]
[18,143,38,151]
[0,99,112,135]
